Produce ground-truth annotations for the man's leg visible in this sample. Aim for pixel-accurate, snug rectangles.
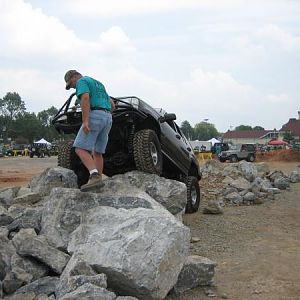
[75,148,97,172]
[93,151,103,177]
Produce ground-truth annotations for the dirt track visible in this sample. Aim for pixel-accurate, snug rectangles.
[1,157,300,299]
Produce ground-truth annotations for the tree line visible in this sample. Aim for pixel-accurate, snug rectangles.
[0,92,59,144]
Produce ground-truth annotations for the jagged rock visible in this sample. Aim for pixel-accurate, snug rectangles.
[11,193,42,206]
[59,283,116,300]
[0,205,13,226]
[6,292,37,300]
[14,276,59,297]
[238,161,258,182]
[239,190,248,197]
[57,274,107,299]
[68,206,190,300]
[17,187,32,197]
[222,187,238,196]
[225,192,243,204]
[203,201,223,214]
[243,192,256,202]
[29,167,78,196]
[0,235,16,280]
[230,177,251,191]
[41,187,167,251]
[222,164,241,177]
[267,170,286,182]
[87,171,187,215]
[251,177,273,194]
[200,160,223,176]
[13,230,70,275]
[290,170,300,183]
[0,187,20,208]
[11,254,49,281]
[173,255,216,293]
[7,207,42,233]
[0,226,8,239]
[256,162,270,176]
[274,177,290,190]
[2,267,33,294]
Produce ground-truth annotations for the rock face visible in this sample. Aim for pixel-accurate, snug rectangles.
[41,187,166,251]
[29,167,78,196]
[238,161,258,182]
[87,171,187,215]
[68,206,190,300]
[173,256,217,293]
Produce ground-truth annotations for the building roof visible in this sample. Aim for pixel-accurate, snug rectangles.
[223,130,272,139]
[280,118,300,137]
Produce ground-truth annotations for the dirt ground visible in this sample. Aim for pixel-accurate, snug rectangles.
[1,157,299,299]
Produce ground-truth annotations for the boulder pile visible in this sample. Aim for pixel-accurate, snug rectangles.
[0,168,216,299]
[201,160,300,213]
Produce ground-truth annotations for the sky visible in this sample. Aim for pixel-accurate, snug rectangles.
[0,0,299,132]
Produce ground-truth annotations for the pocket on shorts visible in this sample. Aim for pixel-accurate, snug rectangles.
[89,117,102,131]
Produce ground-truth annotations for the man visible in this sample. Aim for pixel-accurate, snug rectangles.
[64,70,115,191]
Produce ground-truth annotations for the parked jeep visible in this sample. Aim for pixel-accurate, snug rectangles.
[29,144,51,158]
[219,143,256,163]
[52,94,202,213]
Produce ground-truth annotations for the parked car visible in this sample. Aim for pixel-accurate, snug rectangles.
[219,143,256,163]
[52,93,202,213]
[29,144,51,158]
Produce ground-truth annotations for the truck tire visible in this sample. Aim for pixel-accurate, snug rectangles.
[219,157,226,163]
[58,142,89,187]
[247,154,255,162]
[185,176,201,213]
[133,129,162,175]
[230,155,238,163]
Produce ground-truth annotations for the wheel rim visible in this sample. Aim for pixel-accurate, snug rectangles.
[149,142,158,166]
[191,185,198,205]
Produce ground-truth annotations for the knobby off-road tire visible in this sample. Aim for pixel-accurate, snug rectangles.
[58,142,89,187]
[230,155,238,163]
[247,154,255,162]
[133,129,163,175]
[185,176,201,213]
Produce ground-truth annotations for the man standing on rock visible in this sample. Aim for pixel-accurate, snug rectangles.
[64,70,115,191]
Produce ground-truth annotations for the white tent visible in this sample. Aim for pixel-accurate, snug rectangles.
[207,138,221,146]
[34,138,51,145]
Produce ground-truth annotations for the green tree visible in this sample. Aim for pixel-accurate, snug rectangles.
[180,120,194,140]
[253,126,265,131]
[282,131,294,143]
[0,92,26,121]
[194,122,219,141]
[38,106,58,127]
[235,125,253,131]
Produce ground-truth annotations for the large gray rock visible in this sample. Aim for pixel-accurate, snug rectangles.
[222,164,241,178]
[251,177,273,194]
[0,235,16,280]
[29,167,78,196]
[173,255,216,293]
[243,192,256,203]
[41,187,166,251]
[68,206,190,300]
[290,170,300,183]
[13,230,70,275]
[230,178,251,191]
[90,171,187,215]
[0,187,20,208]
[7,206,42,233]
[273,177,290,190]
[14,276,59,296]
[200,160,223,177]
[0,205,13,226]
[238,161,258,182]
[11,253,49,281]
[267,170,286,182]
[59,283,116,300]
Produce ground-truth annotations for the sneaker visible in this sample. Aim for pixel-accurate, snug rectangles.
[81,172,105,191]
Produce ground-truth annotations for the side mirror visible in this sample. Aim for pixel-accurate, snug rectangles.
[159,113,177,123]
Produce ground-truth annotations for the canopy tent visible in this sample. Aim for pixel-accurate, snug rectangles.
[268,140,288,146]
[206,138,221,146]
[34,138,51,145]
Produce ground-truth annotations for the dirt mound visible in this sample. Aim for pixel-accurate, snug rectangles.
[257,149,300,162]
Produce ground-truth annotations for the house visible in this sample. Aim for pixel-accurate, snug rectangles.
[223,130,282,145]
[280,112,300,142]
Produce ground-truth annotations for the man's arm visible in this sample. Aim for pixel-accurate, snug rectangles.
[81,93,90,134]
[110,97,116,112]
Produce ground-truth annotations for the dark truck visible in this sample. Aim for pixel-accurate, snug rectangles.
[52,94,201,213]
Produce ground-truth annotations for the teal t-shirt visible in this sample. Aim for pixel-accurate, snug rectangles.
[76,76,111,110]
